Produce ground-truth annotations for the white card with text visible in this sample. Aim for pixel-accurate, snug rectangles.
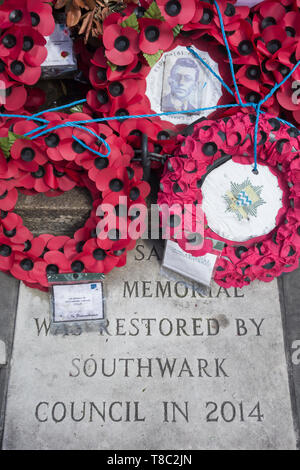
[163,240,218,286]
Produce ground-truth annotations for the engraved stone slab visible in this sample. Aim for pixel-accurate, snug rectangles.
[2,241,296,450]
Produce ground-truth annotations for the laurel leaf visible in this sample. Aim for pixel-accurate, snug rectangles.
[143,50,163,68]
[121,13,140,31]
[143,1,164,20]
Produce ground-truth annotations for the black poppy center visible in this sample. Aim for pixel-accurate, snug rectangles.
[235,246,248,259]
[288,128,300,138]
[21,147,35,162]
[165,0,182,17]
[75,241,84,253]
[129,187,140,201]
[0,244,11,257]
[23,36,34,51]
[109,82,124,97]
[114,36,130,52]
[157,131,169,140]
[116,108,129,117]
[4,228,16,237]
[45,133,60,148]
[93,248,107,261]
[130,129,142,138]
[246,91,261,104]
[97,89,109,105]
[10,60,25,76]
[286,26,296,37]
[31,166,45,179]
[94,157,109,170]
[72,141,85,154]
[127,167,134,180]
[23,240,32,252]
[46,264,59,275]
[53,168,65,177]
[97,67,107,81]
[131,61,142,74]
[30,12,40,27]
[200,8,213,24]
[225,3,236,16]
[0,59,5,73]
[267,39,281,54]
[20,258,34,271]
[145,26,160,43]
[202,142,217,156]
[71,260,84,273]
[246,66,261,80]
[238,40,253,56]
[261,16,276,29]
[109,178,124,192]
[9,9,23,23]
[2,34,16,49]
[279,65,290,77]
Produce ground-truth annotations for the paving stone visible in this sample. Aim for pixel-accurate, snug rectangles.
[15,188,92,237]
[1,240,297,450]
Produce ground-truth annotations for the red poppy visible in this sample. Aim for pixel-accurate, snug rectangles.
[103,24,139,66]
[0,214,32,245]
[0,0,55,36]
[0,242,15,271]
[139,19,174,55]
[156,0,196,28]
[0,187,18,211]
[26,0,55,37]
[11,138,46,172]
[75,239,119,274]
[0,26,23,60]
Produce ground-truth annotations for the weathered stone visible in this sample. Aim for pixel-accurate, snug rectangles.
[2,240,297,450]
[15,188,92,237]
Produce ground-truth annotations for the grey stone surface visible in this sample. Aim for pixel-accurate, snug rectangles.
[0,272,19,448]
[278,269,300,449]
[0,342,6,366]
[2,240,297,450]
[15,188,92,237]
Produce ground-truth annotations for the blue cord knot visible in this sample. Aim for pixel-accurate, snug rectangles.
[0,0,299,173]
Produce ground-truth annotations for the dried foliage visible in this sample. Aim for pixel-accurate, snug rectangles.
[54,0,138,43]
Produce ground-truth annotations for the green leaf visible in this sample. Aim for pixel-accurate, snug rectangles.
[121,13,140,32]
[70,104,83,114]
[144,1,164,20]
[0,137,10,159]
[107,60,118,72]
[0,132,29,159]
[143,50,163,68]
[8,131,28,146]
[173,24,183,38]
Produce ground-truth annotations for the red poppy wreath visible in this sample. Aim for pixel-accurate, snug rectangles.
[0,0,55,112]
[86,0,300,163]
[158,111,300,288]
[0,111,150,291]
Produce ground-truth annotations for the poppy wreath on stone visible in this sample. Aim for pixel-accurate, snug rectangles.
[0,111,150,291]
[0,0,55,112]
[85,0,300,166]
[157,111,300,288]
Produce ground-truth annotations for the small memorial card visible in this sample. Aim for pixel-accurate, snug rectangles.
[52,282,104,323]
[163,240,218,287]
[42,23,77,78]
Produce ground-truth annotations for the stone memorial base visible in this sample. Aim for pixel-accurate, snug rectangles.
[0,240,298,450]
[15,188,92,237]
